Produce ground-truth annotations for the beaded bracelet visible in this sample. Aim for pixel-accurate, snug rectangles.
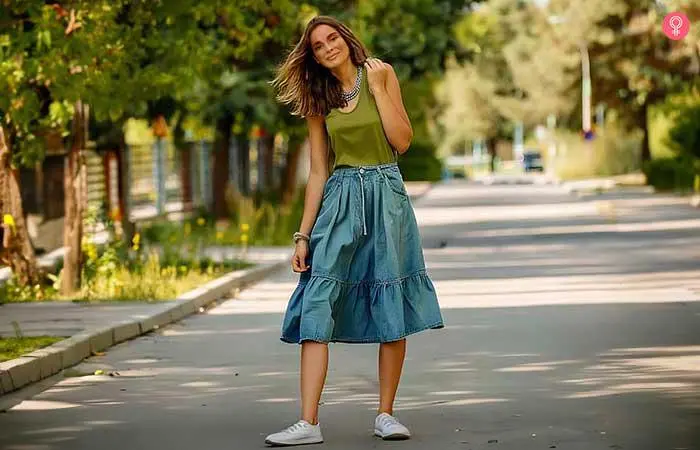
[293,231,310,244]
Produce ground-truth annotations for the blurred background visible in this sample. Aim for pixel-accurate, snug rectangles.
[0,0,698,301]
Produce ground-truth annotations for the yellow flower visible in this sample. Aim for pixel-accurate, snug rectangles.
[131,233,141,251]
[86,244,98,261]
[240,234,249,243]
[240,223,250,233]
[197,217,206,226]
[3,214,15,231]
[216,231,224,241]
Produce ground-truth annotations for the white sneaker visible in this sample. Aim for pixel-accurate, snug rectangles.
[265,420,324,447]
[374,412,411,440]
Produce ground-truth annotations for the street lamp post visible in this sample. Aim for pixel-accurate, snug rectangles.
[547,15,594,143]
[580,41,592,138]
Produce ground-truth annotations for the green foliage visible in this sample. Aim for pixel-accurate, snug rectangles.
[0,337,63,363]
[436,4,521,154]
[1,1,300,161]
[438,0,699,168]
[399,140,443,182]
[667,103,700,161]
[643,90,700,192]
[0,218,253,303]
[552,123,642,180]
[72,251,249,303]
[141,185,306,247]
[643,157,697,192]
[354,0,474,80]
[0,277,53,303]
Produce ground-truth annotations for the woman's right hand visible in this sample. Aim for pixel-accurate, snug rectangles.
[292,241,310,272]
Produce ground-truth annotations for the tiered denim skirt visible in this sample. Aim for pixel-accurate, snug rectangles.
[281,162,444,344]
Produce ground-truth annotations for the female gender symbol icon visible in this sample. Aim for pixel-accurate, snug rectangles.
[670,16,683,36]
[663,12,690,40]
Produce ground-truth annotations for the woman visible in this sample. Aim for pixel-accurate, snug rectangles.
[266,15,444,447]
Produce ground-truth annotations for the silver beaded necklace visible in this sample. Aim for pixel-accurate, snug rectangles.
[341,66,363,103]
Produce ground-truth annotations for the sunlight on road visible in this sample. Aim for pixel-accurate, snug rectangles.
[457,218,700,238]
[414,202,599,226]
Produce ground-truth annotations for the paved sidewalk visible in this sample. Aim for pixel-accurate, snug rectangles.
[405,181,434,200]
[0,247,292,340]
[0,247,292,397]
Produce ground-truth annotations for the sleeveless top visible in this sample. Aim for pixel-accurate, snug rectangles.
[325,68,397,172]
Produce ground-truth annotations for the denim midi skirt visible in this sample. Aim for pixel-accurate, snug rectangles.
[281,162,444,344]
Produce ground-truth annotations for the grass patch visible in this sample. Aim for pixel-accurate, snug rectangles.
[0,336,63,363]
[0,189,295,304]
[552,123,642,180]
[70,256,254,303]
[0,256,253,304]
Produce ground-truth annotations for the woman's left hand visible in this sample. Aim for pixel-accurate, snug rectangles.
[364,57,389,96]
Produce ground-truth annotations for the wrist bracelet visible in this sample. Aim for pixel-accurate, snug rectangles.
[293,232,310,244]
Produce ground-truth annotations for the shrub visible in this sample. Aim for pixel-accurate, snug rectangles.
[643,157,697,192]
[552,123,642,180]
[399,139,443,181]
[667,102,700,161]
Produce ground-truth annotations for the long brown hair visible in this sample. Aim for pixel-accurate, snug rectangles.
[271,16,370,117]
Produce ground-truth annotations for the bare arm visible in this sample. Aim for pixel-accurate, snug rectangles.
[297,115,331,236]
[367,61,414,154]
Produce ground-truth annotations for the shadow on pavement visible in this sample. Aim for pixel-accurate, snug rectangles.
[1,297,699,450]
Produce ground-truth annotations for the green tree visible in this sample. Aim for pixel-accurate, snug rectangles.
[185,1,299,216]
[353,0,479,179]
[0,2,128,287]
[585,0,700,162]
[0,1,221,291]
[436,4,519,170]
[501,0,700,162]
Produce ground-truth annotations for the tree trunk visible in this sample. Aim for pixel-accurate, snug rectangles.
[118,142,135,243]
[0,125,42,286]
[262,133,276,192]
[235,133,251,196]
[61,100,88,295]
[213,115,233,218]
[280,137,304,207]
[180,144,193,212]
[486,137,497,173]
[639,101,651,164]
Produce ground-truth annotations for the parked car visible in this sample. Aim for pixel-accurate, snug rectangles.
[520,150,544,172]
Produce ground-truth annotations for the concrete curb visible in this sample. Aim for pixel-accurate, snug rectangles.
[0,259,287,397]
[691,194,700,208]
[405,182,435,203]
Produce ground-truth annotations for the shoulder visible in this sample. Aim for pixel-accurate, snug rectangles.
[306,115,326,125]
[382,63,402,90]
[306,115,328,132]
[383,62,398,78]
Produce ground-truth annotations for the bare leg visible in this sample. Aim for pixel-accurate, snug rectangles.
[301,341,329,425]
[378,338,407,415]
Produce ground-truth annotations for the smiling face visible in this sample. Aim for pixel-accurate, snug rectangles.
[310,24,350,69]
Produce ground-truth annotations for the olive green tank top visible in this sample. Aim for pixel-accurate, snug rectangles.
[325,68,397,171]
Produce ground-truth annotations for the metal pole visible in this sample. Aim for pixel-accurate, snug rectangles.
[514,121,524,163]
[152,138,166,216]
[547,114,557,175]
[580,42,592,135]
[200,140,211,210]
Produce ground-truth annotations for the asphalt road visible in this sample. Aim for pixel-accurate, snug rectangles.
[1,179,699,450]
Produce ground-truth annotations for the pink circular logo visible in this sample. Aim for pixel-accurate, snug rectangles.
[663,11,690,40]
